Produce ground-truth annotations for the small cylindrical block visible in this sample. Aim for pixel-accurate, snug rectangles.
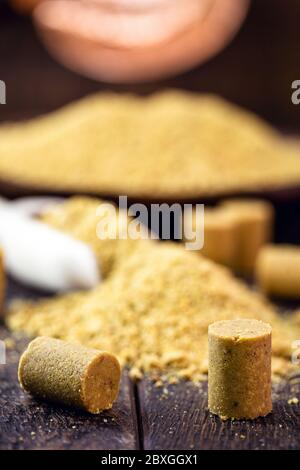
[208,319,272,420]
[18,336,121,414]
[256,244,300,299]
[220,199,274,276]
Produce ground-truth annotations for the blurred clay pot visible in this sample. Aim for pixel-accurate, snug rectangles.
[33,0,250,83]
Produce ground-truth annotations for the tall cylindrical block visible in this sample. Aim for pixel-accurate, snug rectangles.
[256,244,300,299]
[208,319,272,420]
[19,336,121,414]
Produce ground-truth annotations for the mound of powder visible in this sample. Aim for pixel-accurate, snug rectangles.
[6,197,300,382]
[0,92,300,199]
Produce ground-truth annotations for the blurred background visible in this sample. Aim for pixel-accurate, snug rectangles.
[0,0,299,130]
[0,0,300,248]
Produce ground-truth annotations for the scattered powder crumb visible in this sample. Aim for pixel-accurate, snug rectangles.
[30,431,36,436]
[288,397,299,405]
[155,380,163,388]
[129,367,143,381]
[168,377,179,385]
[240,435,246,440]
[6,197,300,382]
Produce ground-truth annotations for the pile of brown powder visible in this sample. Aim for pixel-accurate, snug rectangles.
[0,92,300,199]
[7,197,300,382]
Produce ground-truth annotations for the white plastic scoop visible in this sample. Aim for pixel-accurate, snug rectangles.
[0,198,100,292]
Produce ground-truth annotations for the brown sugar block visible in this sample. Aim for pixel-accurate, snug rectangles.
[18,336,121,414]
[183,207,237,267]
[220,199,274,276]
[256,244,300,299]
[201,208,237,267]
[208,319,272,420]
[0,249,5,315]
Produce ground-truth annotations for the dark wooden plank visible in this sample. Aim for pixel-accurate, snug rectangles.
[138,376,300,450]
[0,282,139,450]
[0,327,138,450]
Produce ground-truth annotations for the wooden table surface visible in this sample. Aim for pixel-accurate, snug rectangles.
[1,278,300,451]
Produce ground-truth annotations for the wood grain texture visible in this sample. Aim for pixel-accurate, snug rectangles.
[0,325,139,450]
[138,376,300,450]
[2,269,300,450]
[0,280,139,450]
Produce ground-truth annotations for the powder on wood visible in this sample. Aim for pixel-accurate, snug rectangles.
[208,319,272,420]
[18,336,121,413]
[6,197,300,382]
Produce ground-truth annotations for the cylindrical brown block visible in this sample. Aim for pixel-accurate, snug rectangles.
[256,244,300,299]
[208,319,272,420]
[18,336,121,414]
[221,199,274,276]
[202,208,237,267]
[183,207,237,267]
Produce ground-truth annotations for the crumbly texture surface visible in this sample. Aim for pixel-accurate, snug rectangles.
[0,92,300,198]
[209,319,272,340]
[7,197,300,382]
[18,336,121,413]
[208,319,272,420]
